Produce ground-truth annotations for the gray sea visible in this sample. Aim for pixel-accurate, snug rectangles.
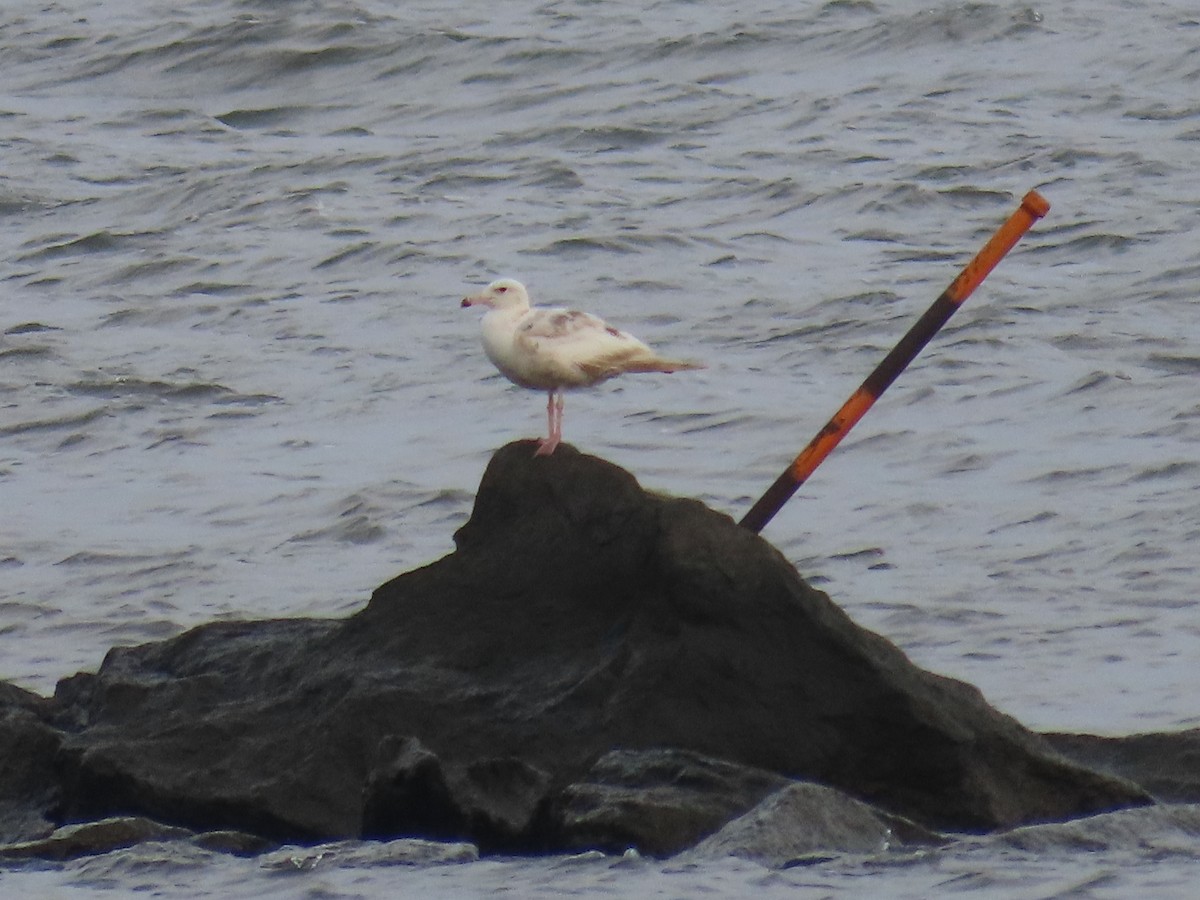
[2,0,1199,895]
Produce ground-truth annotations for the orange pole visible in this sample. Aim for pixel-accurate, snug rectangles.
[740,190,1050,534]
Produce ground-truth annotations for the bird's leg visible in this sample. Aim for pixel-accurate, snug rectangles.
[535,389,563,456]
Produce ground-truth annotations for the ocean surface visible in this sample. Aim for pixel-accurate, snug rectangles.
[2,0,1199,895]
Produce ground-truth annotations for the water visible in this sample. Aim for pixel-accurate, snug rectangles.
[2,0,1199,894]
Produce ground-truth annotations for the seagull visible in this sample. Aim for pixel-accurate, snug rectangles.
[461,278,703,456]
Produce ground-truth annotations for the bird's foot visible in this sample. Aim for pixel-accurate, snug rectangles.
[534,436,560,457]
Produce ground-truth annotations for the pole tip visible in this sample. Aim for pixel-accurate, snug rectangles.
[1021,190,1051,219]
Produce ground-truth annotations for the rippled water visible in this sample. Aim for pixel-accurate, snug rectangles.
[3,0,1199,895]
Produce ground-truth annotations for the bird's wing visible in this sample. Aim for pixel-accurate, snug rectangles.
[512,308,655,386]
[517,309,620,342]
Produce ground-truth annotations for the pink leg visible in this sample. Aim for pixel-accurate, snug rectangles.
[535,389,564,456]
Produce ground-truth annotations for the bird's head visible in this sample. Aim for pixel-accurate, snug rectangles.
[461,278,531,312]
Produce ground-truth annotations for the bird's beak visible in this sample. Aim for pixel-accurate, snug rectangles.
[461,292,490,309]
[460,297,472,308]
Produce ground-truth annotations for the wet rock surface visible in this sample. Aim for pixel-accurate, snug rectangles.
[686,780,943,867]
[0,815,272,861]
[1043,729,1200,803]
[552,748,793,856]
[0,681,62,845]
[0,442,1179,861]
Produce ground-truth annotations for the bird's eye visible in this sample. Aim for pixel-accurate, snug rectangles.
[496,286,507,293]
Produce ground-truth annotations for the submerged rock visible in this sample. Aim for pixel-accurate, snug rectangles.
[553,748,792,856]
[953,802,1200,856]
[259,836,478,871]
[0,442,1156,855]
[0,815,271,862]
[687,780,943,867]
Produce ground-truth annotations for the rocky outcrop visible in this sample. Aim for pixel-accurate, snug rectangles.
[0,441,1157,858]
[1044,729,1200,803]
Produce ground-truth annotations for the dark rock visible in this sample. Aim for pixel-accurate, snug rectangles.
[343,442,1146,834]
[361,736,550,850]
[0,682,62,844]
[362,737,463,841]
[553,748,792,856]
[687,780,942,867]
[52,618,351,840]
[0,442,1154,854]
[1043,729,1200,803]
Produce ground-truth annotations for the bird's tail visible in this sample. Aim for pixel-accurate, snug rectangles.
[624,357,705,375]
[579,349,705,381]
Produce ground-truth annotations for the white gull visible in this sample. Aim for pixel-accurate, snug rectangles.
[461,278,703,456]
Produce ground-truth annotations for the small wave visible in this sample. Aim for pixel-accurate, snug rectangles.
[1146,354,1200,375]
[827,546,886,563]
[0,344,56,362]
[937,186,1014,207]
[54,550,171,567]
[405,489,475,511]
[845,230,905,244]
[99,307,206,328]
[1124,103,1200,122]
[173,281,253,297]
[987,511,1058,535]
[1025,465,1124,485]
[215,391,282,408]
[0,408,105,438]
[647,411,757,435]
[1030,232,1145,255]
[214,106,309,129]
[561,126,675,151]
[266,44,378,76]
[745,315,871,348]
[18,231,158,262]
[942,453,990,474]
[284,493,393,546]
[494,44,598,72]
[1062,372,1114,395]
[532,236,638,256]
[0,192,43,216]
[4,322,61,335]
[105,255,198,285]
[855,184,942,215]
[419,171,512,191]
[1128,461,1200,483]
[524,165,585,190]
[634,27,782,64]
[66,379,234,402]
[286,515,386,546]
[315,241,385,269]
[883,247,964,265]
[686,1,1034,66]
[832,3,1044,55]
